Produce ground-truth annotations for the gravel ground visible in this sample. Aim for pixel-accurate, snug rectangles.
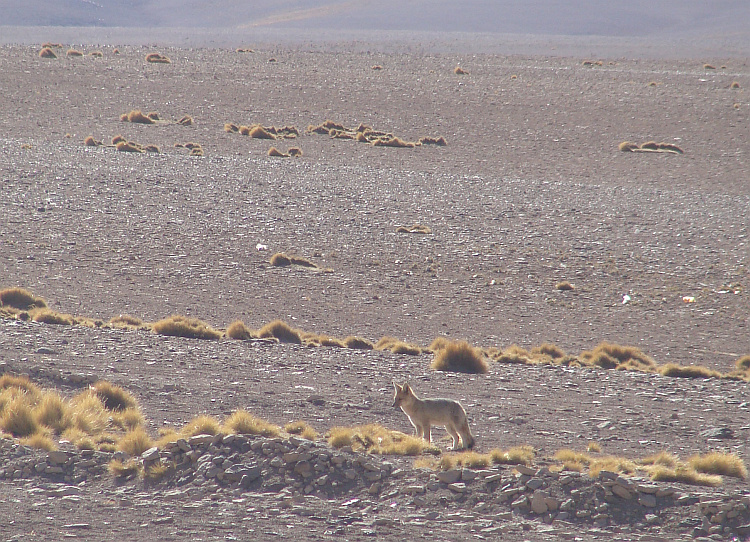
[0,41,749,540]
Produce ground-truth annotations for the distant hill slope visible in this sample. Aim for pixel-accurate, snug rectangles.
[2,0,749,39]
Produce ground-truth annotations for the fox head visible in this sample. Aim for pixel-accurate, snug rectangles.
[392,382,413,409]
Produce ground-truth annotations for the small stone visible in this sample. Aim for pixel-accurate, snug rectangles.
[515,465,536,476]
[530,491,549,514]
[525,477,544,490]
[142,447,159,461]
[484,473,503,483]
[48,451,70,465]
[436,469,461,484]
[447,482,466,493]
[639,493,657,508]
[35,347,56,355]
[612,484,633,500]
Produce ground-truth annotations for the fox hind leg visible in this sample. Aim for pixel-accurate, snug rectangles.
[446,424,461,450]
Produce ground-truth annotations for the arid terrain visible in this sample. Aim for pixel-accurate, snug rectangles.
[0,31,749,541]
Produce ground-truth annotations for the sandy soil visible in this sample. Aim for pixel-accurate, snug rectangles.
[0,40,749,540]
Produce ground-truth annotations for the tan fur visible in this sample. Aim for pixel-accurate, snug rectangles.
[392,382,475,450]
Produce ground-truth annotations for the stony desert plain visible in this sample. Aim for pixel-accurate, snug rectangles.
[0,22,749,542]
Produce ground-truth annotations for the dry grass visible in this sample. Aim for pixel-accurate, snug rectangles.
[287,147,303,157]
[223,410,280,437]
[371,65,383,70]
[39,47,57,58]
[0,287,47,310]
[32,310,74,325]
[269,252,318,268]
[454,66,468,75]
[123,110,155,124]
[189,147,204,156]
[730,81,741,89]
[452,451,490,469]
[372,136,416,148]
[34,392,71,434]
[89,51,103,58]
[396,224,432,234]
[555,281,575,291]
[117,427,153,456]
[83,136,102,147]
[66,49,83,57]
[580,342,656,371]
[618,141,639,152]
[736,355,750,372]
[224,123,239,133]
[92,381,138,412]
[650,465,722,486]
[267,147,288,157]
[116,141,145,154]
[494,344,534,364]
[177,115,193,126]
[490,445,536,466]
[417,136,447,146]
[343,336,374,350]
[67,391,109,436]
[152,315,222,340]
[689,452,747,479]
[109,314,144,328]
[145,52,171,64]
[0,397,39,437]
[111,134,126,145]
[530,343,568,361]
[375,336,422,355]
[108,458,142,478]
[431,340,489,374]
[181,415,221,437]
[703,63,716,70]
[226,320,254,340]
[249,125,277,139]
[257,319,301,344]
[658,363,723,379]
[284,421,318,440]
[236,47,254,53]
[328,424,438,456]
[20,432,57,451]
[143,462,170,481]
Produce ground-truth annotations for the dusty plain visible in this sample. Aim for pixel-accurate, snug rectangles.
[0,37,749,541]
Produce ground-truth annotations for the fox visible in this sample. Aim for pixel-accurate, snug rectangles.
[392,382,475,450]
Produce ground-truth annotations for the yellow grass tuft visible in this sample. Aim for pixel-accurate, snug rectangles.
[490,445,535,466]
[658,363,723,379]
[89,51,103,58]
[287,147,303,157]
[375,336,422,355]
[730,81,741,89]
[689,452,747,479]
[224,123,239,133]
[650,465,722,486]
[587,441,601,453]
[20,432,57,451]
[32,310,74,325]
[145,52,171,64]
[417,136,448,146]
[226,320,254,340]
[124,110,155,124]
[371,65,383,70]
[143,462,170,481]
[640,451,679,469]
[267,147,288,157]
[343,336,374,349]
[177,115,193,126]
[68,391,108,436]
[284,421,319,440]
[249,125,277,139]
[555,281,575,291]
[155,428,180,449]
[372,136,416,148]
[618,141,639,152]
[109,314,143,328]
[0,397,39,437]
[83,136,102,147]
[92,381,138,412]
[66,49,83,57]
[34,392,71,434]
[431,340,489,374]
[269,253,292,266]
[530,343,568,362]
[452,451,490,469]
[116,141,145,153]
[329,424,438,456]
[39,47,57,58]
[152,315,221,340]
[181,415,221,437]
[396,224,432,234]
[328,426,354,449]
[454,66,468,75]
[736,355,750,372]
[257,319,301,344]
[236,47,254,53]
[111,134,126,145]
[117,427,153,456]
[703,63,716,70]
[111,408,144,431]
[223,410,280,437]
[494,344,533,364]
[189,147,204,156]
[580,341,656,371]
[0,288,47,310]
[108,458,142,478]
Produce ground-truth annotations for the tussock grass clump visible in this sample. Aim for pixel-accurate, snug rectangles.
[431,340,488,374]
[494,344,533,365]
[284,421,318,440]
[396,224,432,234]
[650,465,722,486]
[618,141,639,152]
[143,462,170,481]
[372,136,416,148]
[32,310,74,325]
[0,397,39,437]
[108,458,141,478]
[34,392,71,434]
[553,449,636,477]
[580,342,656,371]
[122,110,155,124]
[145,52,171,64]
[226,320,254,340]
[418,136,448,146]
[177,115,193,126]
[658,363,723,379]
[343,336,374,350]
[111,134,126,145]
[555,281,575,291]
[640,451,680,469]
[42,42,63,48]
[530,343,568,361]
[152,315,221,340]
[730,81,741,89]
[267,146,288,157]
[249,125,277,139]
[117,427,153,456]
[703,63,716,70]
[689,452,747,479]
[189,147,204,156]
[287,147,303,157]
[224,123,239,133]
[454,66,468,75]
[375,336,422,356]
[223,410,281,437]
[0,287,46,311]
[89,51,103,58]
[303,333,345,348]
[20,432,57,451]
[144,145,160,153]
[236,47,254,53]
[39,47,57,59]
[146,111,160,120]
[735,355,750,372]
[371,65,383,70]
[181,415,221,437]
[67,391,109,436]
[66,49,83,57]
[109,314,143,328]
[490,445,536,466]
[83,136,102,147]
[328,424,438,456]
[452,451,490,469]
[257,319,301,344]
[269,252,292,266]
[116,141,145,154]
[92,381,137,412]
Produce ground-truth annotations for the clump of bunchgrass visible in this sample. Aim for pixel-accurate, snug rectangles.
[226,320,254,340]
[284,420,318,440]
[20,432,57,451]
[39,47,57,58]
[658,363,723,379]
[32,310,74,325]
[650,465,722,486]
[431,339,488,374]
[328,424,438,456]
[555,281,575,291]
[396,224,432,234]
[454,66,468,75]
[108,458,142,478]
[689,452,747,479]
[108,314,144,328]
[145,52,171,64]
[117,427,153,456]
[33,392,71,434]
[580,342,656,371]
[257,319,301,344]
[418,136,447,146]
[92,381,138,412]
[343,336,374,350]
[494,344,534,365]
[490,445,536,466]
[66,49,83,57]
[375,336,422,355]
[0,287,47,311]
[180,415,221,437]
[152,315,222,340]
[0,397,39,437]
[223,410,280,437]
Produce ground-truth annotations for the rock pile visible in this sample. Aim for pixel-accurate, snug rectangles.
[2,433,750,538]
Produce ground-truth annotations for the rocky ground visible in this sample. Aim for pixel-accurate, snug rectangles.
[0,40,749,540]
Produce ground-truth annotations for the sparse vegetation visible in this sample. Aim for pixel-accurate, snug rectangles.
[580,342,656,372]
[257,319,302,344]
[181,415,221,437]
[430,339,488,374]
[284,421,318,440]
[555,281,575,291]
[0,287,46,311]
[145,52,171,64]
[32,310,74,325]
[328,424,438,456]
[490,445,536,466]
[418,136,447,146]
[39,47,57,59]
[152,315,222,340]
[454,66,468,75]
[396,224,432,234]
[116,141,145,154]
[223,410,280,437]
[66,49,83,57]
[92,381,138,412]
[226,320,254,340]
[108,458,142,478]
[658,363,723,379]
[375,336,422,355]
[117,427,154,456]
[268,146,288,157]
[689,452,747,479]
[343,336,374,350]
[109,314,143,328]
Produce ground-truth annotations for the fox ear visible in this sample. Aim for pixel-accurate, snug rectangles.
[393,382,401,391]
[403,382,411,393]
